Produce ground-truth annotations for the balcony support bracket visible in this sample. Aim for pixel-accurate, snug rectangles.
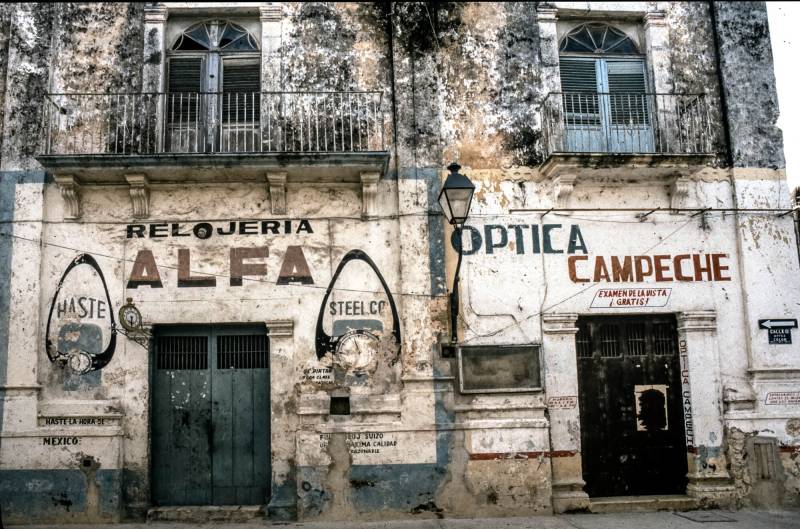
[361,171,380,220]
[54,174,82,220]
[125,174,150,219]
[553,173,577,210]
[267,172,287,215]
[670,176,692,211]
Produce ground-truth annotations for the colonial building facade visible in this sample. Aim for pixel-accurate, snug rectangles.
[0,1,798,523]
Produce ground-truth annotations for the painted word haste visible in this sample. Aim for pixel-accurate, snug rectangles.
[126,246,314,288]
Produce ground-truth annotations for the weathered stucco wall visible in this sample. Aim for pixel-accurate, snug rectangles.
[0,1,798,523]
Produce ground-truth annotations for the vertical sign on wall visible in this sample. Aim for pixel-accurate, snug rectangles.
[678,338,694,449]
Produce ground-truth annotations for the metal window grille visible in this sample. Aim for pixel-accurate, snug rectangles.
[599,324,621,358]
[155,336,208,370]
[576,325,593,358]
[217,334,268,369]
[653,322,676,355]
[626,323,647,356]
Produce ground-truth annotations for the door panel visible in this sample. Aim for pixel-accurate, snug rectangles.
[152,333,212,506]
[576,315,687,497]
[559,57,653,153]
[152,326,270,506]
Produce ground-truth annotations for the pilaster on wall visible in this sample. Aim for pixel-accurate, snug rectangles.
[643,11,673,94]
[1,172,48,432]
[142,4,167,93]
[677,311,735,506]
[266,318,297,520]
[390,9,444,376]
[542,313,589,513]
[260,5,283,91]
[142,4,167,156]
[536,5,560,100]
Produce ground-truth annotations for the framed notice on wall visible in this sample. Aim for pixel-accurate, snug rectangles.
[457,345,542,394]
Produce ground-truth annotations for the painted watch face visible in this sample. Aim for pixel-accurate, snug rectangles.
[68,351,92,375]
[335,330,379,373]
[119,305,141,331]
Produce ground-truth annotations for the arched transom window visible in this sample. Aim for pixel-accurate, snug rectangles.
[559,23,639,54]
[172,20,259,52]
[167,19,261,96]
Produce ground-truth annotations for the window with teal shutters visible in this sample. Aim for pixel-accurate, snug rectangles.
[558,23,652,152]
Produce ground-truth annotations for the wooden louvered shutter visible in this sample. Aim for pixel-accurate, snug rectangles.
[167,57,203,123]
[222,60,260,123]
[559,58,600,124]
[606,59,648,125]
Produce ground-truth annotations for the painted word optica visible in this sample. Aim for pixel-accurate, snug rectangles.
[452,224,587,255]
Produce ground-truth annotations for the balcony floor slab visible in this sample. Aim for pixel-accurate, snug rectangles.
[539,152,716,183]
[35,151,390,184]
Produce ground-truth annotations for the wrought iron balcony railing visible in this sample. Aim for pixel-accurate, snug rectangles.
[540,92,715,158]
[41,91,385,156]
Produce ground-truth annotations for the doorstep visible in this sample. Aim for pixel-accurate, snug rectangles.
[147,505,265,523]
[589,494,699,513]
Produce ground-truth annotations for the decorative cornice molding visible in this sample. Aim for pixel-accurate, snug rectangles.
[266,172,287,215]
[143,4,168,24]
[542,313,580,335]
[644,11,668,28]
[267,319,293,338]
[677,310,717,333]
[536,5,558,21]
[54,174,81,220]
[125,174,150,219]
[260,4,282,22]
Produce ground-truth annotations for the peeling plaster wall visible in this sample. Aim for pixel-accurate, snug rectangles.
[0,1,798,523]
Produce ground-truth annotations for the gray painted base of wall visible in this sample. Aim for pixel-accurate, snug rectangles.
[0,469,121,524]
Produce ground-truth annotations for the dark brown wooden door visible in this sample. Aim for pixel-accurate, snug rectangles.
[576,315,688,497]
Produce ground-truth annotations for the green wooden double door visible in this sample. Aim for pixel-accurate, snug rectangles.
[151,324,270,506]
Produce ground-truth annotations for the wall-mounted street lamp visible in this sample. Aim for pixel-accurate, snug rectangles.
[438,162,475,344]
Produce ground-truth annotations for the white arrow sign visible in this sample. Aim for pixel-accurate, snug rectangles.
[759,319,798,330]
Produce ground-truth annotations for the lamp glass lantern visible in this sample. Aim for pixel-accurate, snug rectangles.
[438,163,475,226]
[437,162,475,347]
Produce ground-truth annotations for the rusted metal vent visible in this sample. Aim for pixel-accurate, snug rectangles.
[330,396,351,415]
[217,334,268,369]
[155,335,208,370]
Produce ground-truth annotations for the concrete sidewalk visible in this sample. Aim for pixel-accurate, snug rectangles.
[9,510,800,529]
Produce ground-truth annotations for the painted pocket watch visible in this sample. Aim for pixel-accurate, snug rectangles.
[315,249,401,373]
[119,298,143,332]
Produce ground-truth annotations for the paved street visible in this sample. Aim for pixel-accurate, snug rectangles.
[10,510,800,529]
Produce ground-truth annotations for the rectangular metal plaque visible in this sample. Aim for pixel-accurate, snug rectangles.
[458,345,542,394]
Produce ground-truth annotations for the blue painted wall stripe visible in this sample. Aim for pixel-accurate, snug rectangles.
[0,171,45,437]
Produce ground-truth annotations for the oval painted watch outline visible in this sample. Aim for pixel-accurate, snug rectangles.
[45,253,117,373]
[315,249,401,363]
